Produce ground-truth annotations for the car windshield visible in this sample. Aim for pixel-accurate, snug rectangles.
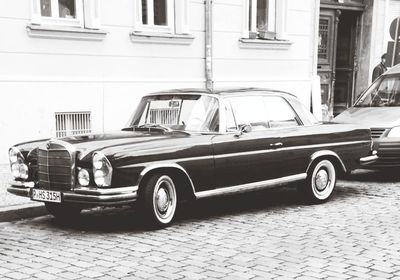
[355,75,400,107]
[127,94,219,132]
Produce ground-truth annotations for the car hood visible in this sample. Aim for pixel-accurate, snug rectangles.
[12,130,192,163]
[58,130,191,160]
[334,107,400,128]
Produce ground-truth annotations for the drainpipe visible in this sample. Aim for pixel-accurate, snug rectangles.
[205,0,213,92]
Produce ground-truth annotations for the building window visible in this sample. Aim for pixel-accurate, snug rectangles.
[140,0,173,32]
[243,0,287,40]
[30,0,101,29]
[249,0,276,34]
[134,0,189,34]
[55,112,91,138]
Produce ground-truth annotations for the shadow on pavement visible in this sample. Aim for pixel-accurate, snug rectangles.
[37,184,362,233]
[347,169,400,183]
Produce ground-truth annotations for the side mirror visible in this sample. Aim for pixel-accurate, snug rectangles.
[235,124,252,137]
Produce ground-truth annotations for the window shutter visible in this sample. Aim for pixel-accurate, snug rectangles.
[30,0,41,24]
[84,0,101,29]
[175,0,189,34]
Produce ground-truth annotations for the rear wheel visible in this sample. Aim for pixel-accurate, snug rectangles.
[45,203,82,220]
[303,159,337,203]
[139,174,178,228]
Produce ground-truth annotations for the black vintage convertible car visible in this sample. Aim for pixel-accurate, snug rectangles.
[8,88,377,227]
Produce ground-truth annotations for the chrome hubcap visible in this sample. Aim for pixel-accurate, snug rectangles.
[156,187,169,213]
[311,160,336,200]
[315,169,329,191]
[153,175,177,224]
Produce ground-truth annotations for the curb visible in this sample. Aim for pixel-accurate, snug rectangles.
[0,203,47,222]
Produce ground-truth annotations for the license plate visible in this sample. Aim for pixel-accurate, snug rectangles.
[32,189,62,203]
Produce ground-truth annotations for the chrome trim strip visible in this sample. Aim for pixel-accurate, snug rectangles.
[63,192,137,203]
[123,156,214,169]
[74,186,138,195]
[195,173,307,199]
[123,140,369,169]
[214,140,370,159]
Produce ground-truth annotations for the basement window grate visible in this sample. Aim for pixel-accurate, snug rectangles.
[55,111,91,138]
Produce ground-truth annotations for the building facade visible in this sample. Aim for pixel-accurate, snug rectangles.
[317,0,400,120]
[0,0,320,163]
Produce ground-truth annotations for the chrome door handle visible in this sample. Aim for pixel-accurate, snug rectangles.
[269,142,283,149]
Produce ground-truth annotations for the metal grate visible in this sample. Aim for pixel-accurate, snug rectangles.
[55,112,91,138]
[318,19,329,59]
[149,108,179,125]
[38,142,73,191]
[370,128,386,139]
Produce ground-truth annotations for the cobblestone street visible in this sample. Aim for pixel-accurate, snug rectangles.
[1,170,400,279]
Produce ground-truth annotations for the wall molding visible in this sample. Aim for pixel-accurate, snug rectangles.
[26,24,108,41]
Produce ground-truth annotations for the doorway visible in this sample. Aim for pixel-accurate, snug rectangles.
[318,8,362,119]
[334,11,359,116]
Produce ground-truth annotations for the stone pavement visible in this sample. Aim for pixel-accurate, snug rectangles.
[0,170,400,279]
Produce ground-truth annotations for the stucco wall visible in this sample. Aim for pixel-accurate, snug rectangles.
[0,0,317,163]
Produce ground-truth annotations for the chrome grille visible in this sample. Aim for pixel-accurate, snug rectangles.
[370,128,386,139]
[38,141,74,191]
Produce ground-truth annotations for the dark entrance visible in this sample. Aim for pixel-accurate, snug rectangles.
[334,10,359,116]
[318,1,364,120]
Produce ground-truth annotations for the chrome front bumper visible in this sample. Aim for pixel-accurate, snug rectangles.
[360,154,379,166]
[7,181,138,206]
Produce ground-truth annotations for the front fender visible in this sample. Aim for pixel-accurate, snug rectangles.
[136,163,196,195]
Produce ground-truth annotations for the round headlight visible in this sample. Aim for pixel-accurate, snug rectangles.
[94,170,105,186]
[93,155,103,169]
[11,164,20,178]
[92,151,113,187]
[19,164,28,180]
[387,126,400,138]
[78,169,90,187]
[11,163,28,180]
[9,149,18,164]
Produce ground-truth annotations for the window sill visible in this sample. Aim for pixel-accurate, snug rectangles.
[26,24,108,41]
[130,31,195,45]
[239,38,293,50]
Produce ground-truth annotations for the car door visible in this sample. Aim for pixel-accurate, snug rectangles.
[212,95,283,188]
[261,95,311,177]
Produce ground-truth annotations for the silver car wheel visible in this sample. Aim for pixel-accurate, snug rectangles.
[152,175,177,224]
[311,160,336,200]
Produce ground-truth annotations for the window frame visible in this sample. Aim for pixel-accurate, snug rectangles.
[30,0,102,31]
[31,0,84,28]
[133,0,190,35]
[135,0,175,34]
[242,0,288,40]
[248,0,276,34]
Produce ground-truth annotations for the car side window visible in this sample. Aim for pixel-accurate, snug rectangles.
[263,96,300,128]
[228,96,270,131]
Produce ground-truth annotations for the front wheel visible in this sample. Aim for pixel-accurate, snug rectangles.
[139,174,178,228]
[303,159,337,203]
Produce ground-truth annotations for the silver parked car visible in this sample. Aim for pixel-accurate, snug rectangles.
[334,64,400,168]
